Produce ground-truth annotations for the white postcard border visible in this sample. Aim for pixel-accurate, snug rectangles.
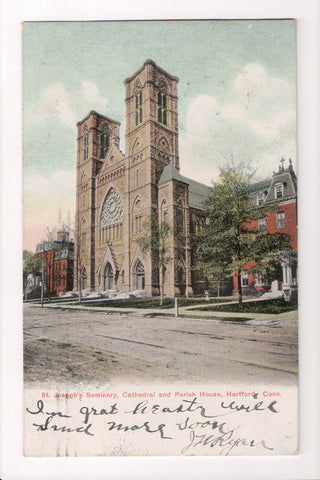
[1,0,320,478]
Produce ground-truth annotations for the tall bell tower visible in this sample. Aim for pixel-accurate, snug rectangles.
[123,60,179,295]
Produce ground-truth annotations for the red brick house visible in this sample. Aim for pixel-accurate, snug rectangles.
[35,231,74,297]
[233,160,297,294]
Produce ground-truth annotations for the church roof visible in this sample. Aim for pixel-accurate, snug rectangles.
[158,163,188,185]
[124,59,179,84]
[158,163,211,210]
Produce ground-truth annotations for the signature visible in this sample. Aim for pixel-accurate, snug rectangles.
[181,427,273,455]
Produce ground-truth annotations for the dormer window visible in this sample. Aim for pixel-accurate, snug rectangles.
[257,191,265,205]
[135,90,143,126]
[83,132,89,161]
[275,182,284,199]
[100,133,109,158]
[157,91,167,125]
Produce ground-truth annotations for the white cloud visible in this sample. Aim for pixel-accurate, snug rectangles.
[27,83,75,128]
[25,81,109,129]
[234,63,295,107]
[180,63,297,182]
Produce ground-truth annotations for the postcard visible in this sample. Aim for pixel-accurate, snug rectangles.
[21,19,300,458]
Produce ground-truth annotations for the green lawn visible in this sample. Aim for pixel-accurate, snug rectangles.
[197,298,298,314]
[84,297,234,309]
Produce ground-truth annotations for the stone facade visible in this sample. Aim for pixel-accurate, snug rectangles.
[74,60,225,297]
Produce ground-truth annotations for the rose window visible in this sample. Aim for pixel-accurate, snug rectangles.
[101,188,123,227]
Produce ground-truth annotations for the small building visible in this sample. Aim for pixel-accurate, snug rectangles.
[35,231,74,297]
[233,160,297,295]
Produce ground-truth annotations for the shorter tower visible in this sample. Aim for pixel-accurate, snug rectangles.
[75,111,120,291]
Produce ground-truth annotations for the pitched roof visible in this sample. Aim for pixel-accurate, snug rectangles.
[158,163,188,185]
[159,164,211,210]
[248,178,271,193]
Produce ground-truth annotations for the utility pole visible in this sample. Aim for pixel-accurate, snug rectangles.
[41,259,44,307]
[78,270,82,303]
[174,297,179,317]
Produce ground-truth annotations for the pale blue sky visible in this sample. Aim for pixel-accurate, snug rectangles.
[23,20,296,249]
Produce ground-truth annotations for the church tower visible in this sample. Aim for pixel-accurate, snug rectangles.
[123,60,179,295]
[74,60,184,297]
[75,111,120,291]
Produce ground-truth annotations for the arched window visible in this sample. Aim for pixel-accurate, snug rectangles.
[103,262,114,290]
[132,198,143,234]
[157,136,170,154]
[157,90,167,125]
[176,200,184,234]
[134,260,145,290]
[100,132,109,158]
[80,218,86,248]
[80,171,86,184]
[135,90,143,126]
[83,132,89,161]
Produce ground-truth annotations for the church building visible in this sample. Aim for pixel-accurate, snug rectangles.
[74,59,297,299]
[74,59,218,297]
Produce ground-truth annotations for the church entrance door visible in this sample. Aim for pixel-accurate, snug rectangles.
[103,262,114,290]
[134,260,145,290]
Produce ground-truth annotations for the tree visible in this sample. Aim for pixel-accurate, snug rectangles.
[193,238,231,298]
[23,250,42,275]
[23,251,43,299]
[136,214,172,305]
[194,167,291,307]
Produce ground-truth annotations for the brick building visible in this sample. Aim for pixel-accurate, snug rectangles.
[233,161,297,293]
[35,231,74,296]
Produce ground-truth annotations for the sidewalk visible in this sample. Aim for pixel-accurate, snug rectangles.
[26,297,298,323]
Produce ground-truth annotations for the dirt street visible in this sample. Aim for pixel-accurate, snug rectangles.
[24,305,298,387]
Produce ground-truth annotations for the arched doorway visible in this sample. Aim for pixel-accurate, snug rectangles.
[134,260,145,290]
[103,262,114,290]
[177,265,186,296]
[81,267,87,290]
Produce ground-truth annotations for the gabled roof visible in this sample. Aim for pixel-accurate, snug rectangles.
[248,179,270,194]
[159,163,211,210]
[97,143,125,175]
[158,163,188,185]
